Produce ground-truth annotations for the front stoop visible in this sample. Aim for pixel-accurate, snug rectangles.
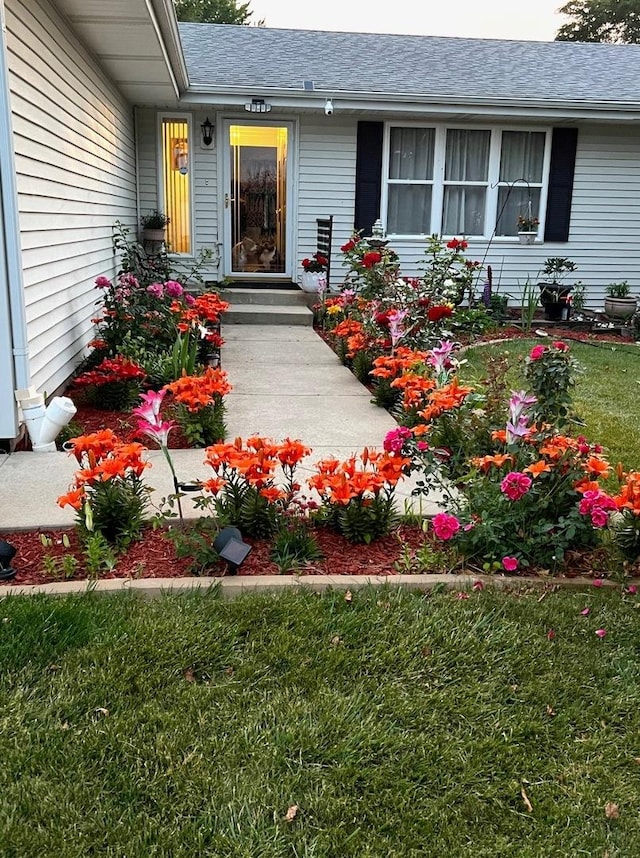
[221,288,314,325]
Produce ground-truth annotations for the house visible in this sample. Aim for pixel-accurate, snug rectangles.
[2,0,640,443]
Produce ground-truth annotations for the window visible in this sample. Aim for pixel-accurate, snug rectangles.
[383,125,549,238]
[161,117,192,253]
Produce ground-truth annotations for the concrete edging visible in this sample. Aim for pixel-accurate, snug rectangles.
[0,573,632,600]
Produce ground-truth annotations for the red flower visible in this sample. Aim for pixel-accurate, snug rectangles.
[362,251,382,268]
[446,238,468,251]
[427,305,453,323]
[552,341,568,351]
[341,240,356,253]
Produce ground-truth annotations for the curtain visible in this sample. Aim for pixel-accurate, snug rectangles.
[389,128,434,180]
[387,185,432,234]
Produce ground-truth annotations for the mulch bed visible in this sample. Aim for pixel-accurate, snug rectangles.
[1,523,431,587]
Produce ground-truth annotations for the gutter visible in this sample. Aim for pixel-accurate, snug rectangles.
[182,86,640,119]
[0,0,29,392]
[147,0,190,95]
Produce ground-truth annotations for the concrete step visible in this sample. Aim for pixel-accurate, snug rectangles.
[224,304,313,326]
[221,287,306,307]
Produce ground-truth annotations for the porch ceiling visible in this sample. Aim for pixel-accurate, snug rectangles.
[52,0,187,105]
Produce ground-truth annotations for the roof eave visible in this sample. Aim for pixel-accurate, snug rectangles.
[180,87,640,121]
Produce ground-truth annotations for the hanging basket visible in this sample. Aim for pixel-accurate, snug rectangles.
[518,231,537,245]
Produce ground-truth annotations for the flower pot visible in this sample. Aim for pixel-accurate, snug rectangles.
[300,271,327,293]
[142,228,166,243]
[543,301,571,322]
[518,231,537,245]
[604,296,637,320]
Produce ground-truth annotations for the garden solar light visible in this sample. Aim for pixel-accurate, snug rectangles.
[0,539,17,581]
[213,527,251,575]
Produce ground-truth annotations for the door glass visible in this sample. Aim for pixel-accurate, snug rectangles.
[229,125,287,274]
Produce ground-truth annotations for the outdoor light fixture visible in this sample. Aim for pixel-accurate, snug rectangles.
[0,539,17,581]
[200,116,214,147]
[244,99,272,113]
[214,526,252,575]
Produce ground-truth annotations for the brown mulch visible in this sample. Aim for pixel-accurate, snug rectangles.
[0,523,431,587]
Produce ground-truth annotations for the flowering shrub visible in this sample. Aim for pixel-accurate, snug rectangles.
[308,448,410,543]
[609,470,640,560]
[340,233,401,299]
[57,429,150,548]
[523,340,582,429]
[419,234,482,307]
[200,436,311,538]
[74,355,146,410]
[163,367,232,446]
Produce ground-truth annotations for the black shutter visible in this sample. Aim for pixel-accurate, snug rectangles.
[354,121,384,235]
[544,128,578,242]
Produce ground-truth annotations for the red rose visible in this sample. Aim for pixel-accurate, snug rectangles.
[427,305,453,322]
[529,345,546,360]
[302,258,311,268]
[341,240,356,253]
[316,254,328,266]
[362,251,382,268]
[552,341,568,351]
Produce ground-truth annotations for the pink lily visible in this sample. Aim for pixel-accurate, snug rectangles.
[580,607,590,616]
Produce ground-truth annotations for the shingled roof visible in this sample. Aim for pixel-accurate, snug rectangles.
[178,23,640,107]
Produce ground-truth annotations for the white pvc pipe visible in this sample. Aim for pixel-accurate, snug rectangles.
[14,388,76,452]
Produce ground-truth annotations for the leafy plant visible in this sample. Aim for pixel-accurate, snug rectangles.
[83,532,118,576]
[140,210,170,230]
[270,520,322,572]
[524,341,582,429]
[605,281,632,298]
[165,518,221,575]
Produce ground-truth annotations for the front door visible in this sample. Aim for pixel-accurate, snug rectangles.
[223,120,293,281]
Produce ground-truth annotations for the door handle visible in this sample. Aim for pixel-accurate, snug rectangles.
[225,193,235,208]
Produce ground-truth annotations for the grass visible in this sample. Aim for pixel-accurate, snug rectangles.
[460,337,640,471]
[1,586,640,856]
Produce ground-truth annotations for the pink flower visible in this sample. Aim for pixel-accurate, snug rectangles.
[132,390,174,447]
[590,508,609,528]
[552,341,568,351]
[184,293,196,307]
[95,275,112,288]
[165,280,184,297]
[147,282,164,298]
[502,556,519,572]
[529,345,546,361]
[592,578,604,588]
[416,441,429,452]
[547,629,556,641]
[580,607,591,616]
[383,426,412,454]
[626,584,638,595]
[500,472,532,501]
[472,580,484,591]
[456,592,470,600]
[432,512,461,541]
[595,628,607,638]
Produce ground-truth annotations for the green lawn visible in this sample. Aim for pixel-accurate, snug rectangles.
[460,338,640,471]
[1,587,639,856]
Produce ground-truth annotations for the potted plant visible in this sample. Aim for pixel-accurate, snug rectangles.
[517,214,539,245]
[538,257,577,322]
[140,210,170,242]
[604,281,638,321]
[300,253,328,293]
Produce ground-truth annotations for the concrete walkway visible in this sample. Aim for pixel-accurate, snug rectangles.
[0,325,443,530]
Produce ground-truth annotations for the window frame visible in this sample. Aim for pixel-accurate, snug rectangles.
[156,111,195,257]
[381,122,552,241]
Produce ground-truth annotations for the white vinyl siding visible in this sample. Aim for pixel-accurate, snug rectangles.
[296,118,356,287]
[6,0,137,399]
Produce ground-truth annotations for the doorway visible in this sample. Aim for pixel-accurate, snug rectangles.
[223,121,292,280]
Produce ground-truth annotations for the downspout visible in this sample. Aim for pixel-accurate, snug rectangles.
[0,0,30,392]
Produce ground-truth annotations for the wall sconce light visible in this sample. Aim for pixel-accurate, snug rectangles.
[200,116,214,147]
[324,98,333,116]
[244,99,272,113]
